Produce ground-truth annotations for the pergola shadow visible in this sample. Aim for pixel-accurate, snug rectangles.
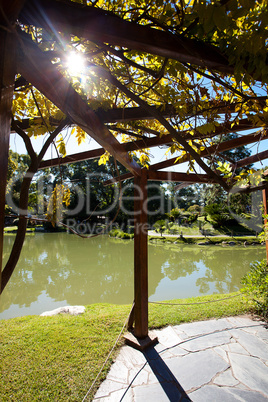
[143,346,191,401]
[120,345,191,402]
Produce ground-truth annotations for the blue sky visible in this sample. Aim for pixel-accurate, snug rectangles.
[9,127,268,173]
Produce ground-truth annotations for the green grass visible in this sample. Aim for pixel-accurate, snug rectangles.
[0,293,252,401]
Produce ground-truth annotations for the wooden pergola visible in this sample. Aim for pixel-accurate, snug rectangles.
[1,0,268,344]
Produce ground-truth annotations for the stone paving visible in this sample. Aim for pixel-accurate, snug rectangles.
[93,315,268,401]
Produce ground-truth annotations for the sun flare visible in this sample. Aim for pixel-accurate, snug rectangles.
[66,51,85,76]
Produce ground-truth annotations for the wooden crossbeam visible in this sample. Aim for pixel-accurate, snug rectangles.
[147,171,216,183]
[149,129,266,171]
[39,148,104,169]
[231,149,268,169]
[38,117,257,169]
[20,0,233,73]
[16,30,141,177]
[103,171,216,186]
[11,116,61,131]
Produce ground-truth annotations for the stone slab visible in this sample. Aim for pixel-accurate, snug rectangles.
[94,379,129,399]
[227,342,250,355]
[106,360,129,384]
[229,328,268,360]
[226,315,265,328]
[173,318,232,338]
[165,349,229,391]
[229,352,268,396]
[116,345,147,368]
[180,331,231,352]
[133,382,190,402]
[93,386,133,401]
[213,368,239,386]
[153,326,183,348]
[189,384,268,402]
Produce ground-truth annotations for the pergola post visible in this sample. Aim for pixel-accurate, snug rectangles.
[124,169,158,350]
[262,188,268,265]
[0,27,17,291]
[133,169,148,339]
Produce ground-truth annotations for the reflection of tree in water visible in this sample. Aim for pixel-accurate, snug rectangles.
[1,234,265,314]
[148,243,265,297]
[195,246,265,294]
[1,234,70,311]
[1,234,164,312]
[149,243,200,281]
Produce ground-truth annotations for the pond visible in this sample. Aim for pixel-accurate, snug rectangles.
[0,233,265,319]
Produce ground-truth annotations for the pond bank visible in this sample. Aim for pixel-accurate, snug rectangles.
[148,235,262,246]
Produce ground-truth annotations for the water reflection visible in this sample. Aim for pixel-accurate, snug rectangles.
[0,234,265,319]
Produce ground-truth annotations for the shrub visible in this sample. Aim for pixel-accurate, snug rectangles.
[109,228,120,237]
[153,220,166,236]
[204,203,230,227]
[109,228,133,239]
[241,259,268,318]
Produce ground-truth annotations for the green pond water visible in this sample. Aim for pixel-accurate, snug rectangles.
[0,233,265,319]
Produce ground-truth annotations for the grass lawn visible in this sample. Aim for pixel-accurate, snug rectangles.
[0,292,252,401]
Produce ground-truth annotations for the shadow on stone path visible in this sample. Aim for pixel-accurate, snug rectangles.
[93,315,268,401]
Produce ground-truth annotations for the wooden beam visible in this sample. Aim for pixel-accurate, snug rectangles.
[149,129,265,171]
[96,105,177,123]
[0,0,26,23]
[20,0,233,74]
[11,116,62,131]
[147,171,216,183]
[103,170,218,186]
[39,148,104,169]
[231,149,268,170]
[38,135,172,169]
[96,100,244,123]
[16,29,141,177]
[13,98,251,130]
[39,116,258,170]
[134,169,148,338]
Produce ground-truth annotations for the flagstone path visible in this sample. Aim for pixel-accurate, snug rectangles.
[93,315,268,401]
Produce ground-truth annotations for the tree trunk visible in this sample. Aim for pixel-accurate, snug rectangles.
[0,29,17,291]
[1,166,37,294]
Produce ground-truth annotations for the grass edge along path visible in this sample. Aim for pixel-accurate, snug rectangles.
[0,293,253,401]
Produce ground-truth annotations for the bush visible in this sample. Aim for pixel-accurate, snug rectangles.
[109,228,133,239]
[204,203,231,227]
[241,259,268,318]
[153,220,166,236]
